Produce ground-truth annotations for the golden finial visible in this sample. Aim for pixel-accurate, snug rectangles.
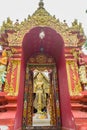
[39,0,44,8]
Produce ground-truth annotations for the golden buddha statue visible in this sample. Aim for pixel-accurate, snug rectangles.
[33,72,50,114]
[0,49,8,91]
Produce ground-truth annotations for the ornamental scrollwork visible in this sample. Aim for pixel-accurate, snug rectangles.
[66,60,82,96]
[6,2,85,47]
[79,65,87,84]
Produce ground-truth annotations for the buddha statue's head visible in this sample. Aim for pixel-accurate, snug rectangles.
[37,73,43,81]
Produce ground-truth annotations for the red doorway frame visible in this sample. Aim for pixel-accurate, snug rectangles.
[14,27,76,130]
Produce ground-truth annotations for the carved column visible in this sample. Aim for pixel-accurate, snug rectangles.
[66,60,82,96]
[22,66,33,129]
[4,59,21,95]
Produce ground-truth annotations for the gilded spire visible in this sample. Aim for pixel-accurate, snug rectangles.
[39,0,44,8]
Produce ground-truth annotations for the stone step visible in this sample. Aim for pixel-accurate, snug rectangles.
[5,96,17,103]
[71,92,87,129]
[0,97,7,105]
[0,118,15,125]
[0,111,16,127]
[71,103,83,111]
[76,124,87,130]
[0,93,17,129]
[0,105,7,112]
[0,103,17,112]
[75,118,87,125]
[5,103,17,111]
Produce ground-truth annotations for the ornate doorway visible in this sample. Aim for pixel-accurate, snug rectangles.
[22,53,61,129]
[15,26,75,130]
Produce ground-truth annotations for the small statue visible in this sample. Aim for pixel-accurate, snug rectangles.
[0,49,8,91]
[33,72,50,114]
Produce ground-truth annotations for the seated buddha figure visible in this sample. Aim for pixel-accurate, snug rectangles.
[0,49,8,91]
[33,72,50,114]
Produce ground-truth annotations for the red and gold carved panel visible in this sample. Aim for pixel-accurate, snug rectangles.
[4,59,21,95]
[66,60,82,96]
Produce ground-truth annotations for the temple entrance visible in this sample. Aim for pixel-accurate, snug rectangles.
[15,26,76,130]
[22,53,61,129]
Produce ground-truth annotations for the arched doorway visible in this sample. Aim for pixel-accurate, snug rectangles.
[22,53,61,129]
[15,27,76,130]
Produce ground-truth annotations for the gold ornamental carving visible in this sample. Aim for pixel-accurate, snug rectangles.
[7,1,85,47]
[29,53,54,64]
[66,60,82,96]
[8,60,18,95]
[79,65,87,84]
[35,54,47,64]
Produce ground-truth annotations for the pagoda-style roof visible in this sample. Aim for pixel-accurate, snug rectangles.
[0,0,86,47]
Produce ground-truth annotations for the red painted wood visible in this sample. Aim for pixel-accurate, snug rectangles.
[15,27,76,129]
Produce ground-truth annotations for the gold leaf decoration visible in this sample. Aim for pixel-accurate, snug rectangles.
[7,3,85,47]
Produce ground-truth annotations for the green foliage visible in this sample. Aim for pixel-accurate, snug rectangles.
[84,40,87,49]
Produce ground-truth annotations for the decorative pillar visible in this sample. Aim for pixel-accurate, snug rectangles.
[22,65,33,129]
[66,59,82,96]
[4,59,21,95]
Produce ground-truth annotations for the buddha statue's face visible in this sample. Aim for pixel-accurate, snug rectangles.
[37,73,43,81]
